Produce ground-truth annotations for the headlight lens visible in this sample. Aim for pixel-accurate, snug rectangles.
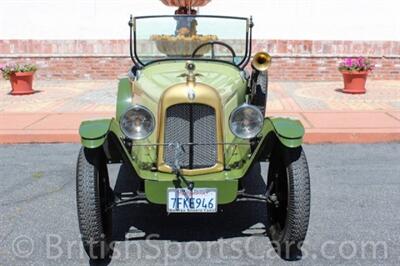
[229,104,264,139]
[120,105,155,140]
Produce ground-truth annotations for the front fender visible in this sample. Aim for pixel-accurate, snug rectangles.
[79,119,112,148]
[234,116,305,177]
[116,78,133,121]
[79,77,132,149]
[267,117,305,148]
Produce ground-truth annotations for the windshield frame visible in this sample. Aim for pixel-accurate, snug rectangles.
[129,15,253,70]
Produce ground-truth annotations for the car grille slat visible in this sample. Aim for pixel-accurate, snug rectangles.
[164,103,217,169]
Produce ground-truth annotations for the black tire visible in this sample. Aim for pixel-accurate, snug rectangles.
[76,147,113,260]
[267,145,310,260]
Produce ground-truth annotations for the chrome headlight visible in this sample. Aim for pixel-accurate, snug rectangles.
[120,105,155,140]
[229,104,264,139]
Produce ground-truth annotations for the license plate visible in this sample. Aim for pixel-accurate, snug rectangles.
[167,188,217,213]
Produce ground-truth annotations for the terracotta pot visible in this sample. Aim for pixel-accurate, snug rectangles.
[9,72,35,95]
[341,71,368,94]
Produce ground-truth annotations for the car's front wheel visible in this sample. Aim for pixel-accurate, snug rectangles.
[76,147,113,260]
[267,145,310,260]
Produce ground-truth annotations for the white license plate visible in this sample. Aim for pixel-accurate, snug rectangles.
[167,188,217,213]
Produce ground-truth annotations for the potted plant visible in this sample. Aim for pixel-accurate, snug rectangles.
[0,63,37,95]
[338,57,374,94]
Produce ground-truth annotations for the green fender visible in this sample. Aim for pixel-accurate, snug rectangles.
[116,78,133,121]
[267,117,305,148]
[79,119,112,149]
[79,77,132,149]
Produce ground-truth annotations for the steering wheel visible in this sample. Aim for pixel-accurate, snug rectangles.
[191,41,236,63]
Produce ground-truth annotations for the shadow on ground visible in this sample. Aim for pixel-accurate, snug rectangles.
[90,162,270,265]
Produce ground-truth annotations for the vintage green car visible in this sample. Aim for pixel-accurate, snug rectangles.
[76,15,310,260]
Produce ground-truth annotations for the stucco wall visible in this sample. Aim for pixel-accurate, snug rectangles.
[0,0,399,41]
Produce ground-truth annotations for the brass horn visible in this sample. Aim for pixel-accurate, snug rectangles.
[252,52,272,72]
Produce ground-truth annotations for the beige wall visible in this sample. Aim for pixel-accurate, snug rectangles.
[0,0,399,41]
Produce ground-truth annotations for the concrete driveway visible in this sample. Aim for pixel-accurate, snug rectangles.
[0,143,399,265]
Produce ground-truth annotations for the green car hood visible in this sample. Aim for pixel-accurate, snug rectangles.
[134,61,247,105]
[130,60,249,167]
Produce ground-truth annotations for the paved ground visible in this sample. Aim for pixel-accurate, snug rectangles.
[0,143,399,265]
[0,79,399,143]
[1,80,399,113]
